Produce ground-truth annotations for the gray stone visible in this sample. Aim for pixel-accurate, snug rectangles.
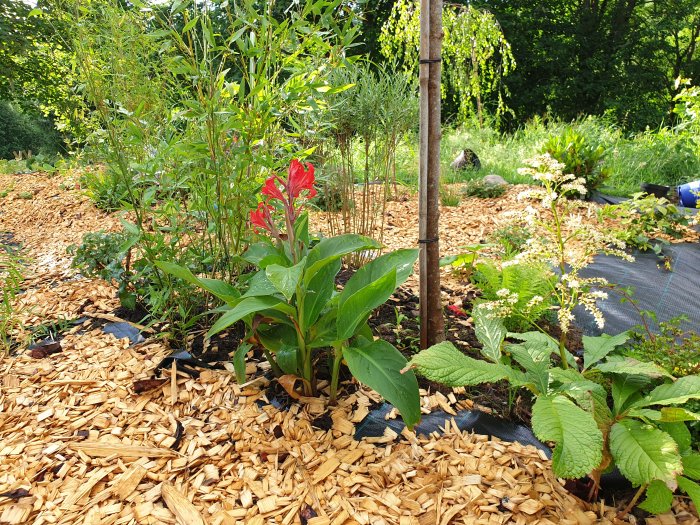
[450,149,481,170]
[482,174,508,186]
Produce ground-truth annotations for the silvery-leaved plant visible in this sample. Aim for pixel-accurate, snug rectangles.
[500,154,634,366]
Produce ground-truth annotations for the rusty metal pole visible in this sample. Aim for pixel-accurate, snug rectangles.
[419,0,444,349]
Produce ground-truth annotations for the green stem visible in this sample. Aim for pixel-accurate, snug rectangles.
[558,333,569,369]
[329,343,344,405]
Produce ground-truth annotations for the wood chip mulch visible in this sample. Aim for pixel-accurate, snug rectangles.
[1,171,698,525]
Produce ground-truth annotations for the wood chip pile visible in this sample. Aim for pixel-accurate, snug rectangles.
[0,329,631,525]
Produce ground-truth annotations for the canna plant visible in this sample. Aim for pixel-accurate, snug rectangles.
[408,309,700,514]
[158,160,421,428]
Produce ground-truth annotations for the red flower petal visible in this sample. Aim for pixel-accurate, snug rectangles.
[447,304,468,317]
[261,176,285,202]
[250,202,271,232]
[287,159,315,198]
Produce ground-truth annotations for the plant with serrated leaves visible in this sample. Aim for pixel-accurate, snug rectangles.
[159,160,420,428]
[510,154,633,366]
[408,309,700,513]
[0,244,24,353]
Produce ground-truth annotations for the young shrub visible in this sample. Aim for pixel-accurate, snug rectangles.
[601,193,690,256]
[489,224,531,259]
[543,126,609,194]
[0,244,24,352]
[408,309,700,514]
[158,160,421,427]
[440,185,461,207]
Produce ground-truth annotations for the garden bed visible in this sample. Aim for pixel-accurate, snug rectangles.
[1,170,699,525]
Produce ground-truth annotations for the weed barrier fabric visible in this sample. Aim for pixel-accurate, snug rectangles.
[353,402,550,456]
[575,242,700,336]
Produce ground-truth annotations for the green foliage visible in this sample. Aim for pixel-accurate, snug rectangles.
[439,185,461,207]
[0,101,63,160]
[409,309,700,512]
[159,161,421,427]
[380,0,516,126]
[68,231,129,284]
[460,179,507,199]
[439,244,487,280]
[602,194,690,255]
[0,243,24,352]
[471,260,555,332]
[410,311,700,512]
[489,224,531,259]
[543,127,609,193]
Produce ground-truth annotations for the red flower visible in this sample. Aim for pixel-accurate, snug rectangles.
[447,304,468,317]
[250,201,272,232]
[261,176,285,202]
[287,159,317,199]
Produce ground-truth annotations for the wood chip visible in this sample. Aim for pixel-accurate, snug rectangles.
[161,482,206,525]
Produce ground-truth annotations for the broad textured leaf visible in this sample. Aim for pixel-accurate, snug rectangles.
[630,408,700,424]
[207,296,285,337]
[609,419,681,487]
[638,480,674,514]
[659,422,692,454]
[612,375,653,415]
[304,234,380,286]
[474,312,506,362]
[344,340,420,429]
[232,343,251,384]
[306,308,338,348]
[336,268,396,341]
[631,376,700,409]
[508,330,576,368]
[409,342,512,387]
[299,258,340,333]
[550,368,612,425]
[682,453,700,480]
[266,257,306,301]
[155,261,239,304]
[582,332,629,370]
[595,356,673,379]
[677,477,700,512]
[508,343,550,395]
[531,395,603,479]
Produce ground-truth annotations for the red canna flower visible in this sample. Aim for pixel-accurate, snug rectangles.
[261,176,285,202]
[250,201,273,232]
[287,159,317,199]
[447,304,468,317]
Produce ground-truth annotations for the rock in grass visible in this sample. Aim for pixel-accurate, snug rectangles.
[450,149,481,170]
[482,174,507,186]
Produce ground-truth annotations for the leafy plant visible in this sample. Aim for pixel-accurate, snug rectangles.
[489,224,531,259]
[440,185,461,206]
[409,310,700,514]
[461,179,507,199]
[68,231,129,284]
[601,193,690,256]
[470,260,556,332]
[159,160,420,427]
[543,127,609,193]
[0,243,24,352]
[439,244,487,280]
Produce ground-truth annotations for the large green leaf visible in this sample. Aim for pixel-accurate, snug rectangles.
[474,312,506,362]
[508,341,551,394]
[629,408,700,424]
[409,342,512,387]
[638,480,674,514]
[341,249,419,297]
[266,257,306,301]
[582,332,629,370]
[344,339,420,429]
[155,261,240,304]
[659,422,692,454]
[609,419,682,487]
[531,395,603,479]
[677,477,700,512]
[276,344,300,376]
[207,296,286,337]
[682,453,700,479]
[507,330,576,368]
[304,234,380,286]
[550,368,612,425]
[612,375,653,415]
[336,268,397,341]
[595,356,673,379]
[631,376,700,409]
[242,242,285,267]
[242,270,279,297]
[299,258,341,333]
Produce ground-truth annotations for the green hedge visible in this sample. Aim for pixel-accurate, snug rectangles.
[0,101,63,159]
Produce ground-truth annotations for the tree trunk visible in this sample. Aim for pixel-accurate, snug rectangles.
[419,0,445,349]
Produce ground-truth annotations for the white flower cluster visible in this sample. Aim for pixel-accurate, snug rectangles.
[517,153,588,204]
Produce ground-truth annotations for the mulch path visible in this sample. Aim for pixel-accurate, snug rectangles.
[0,171,698,525]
